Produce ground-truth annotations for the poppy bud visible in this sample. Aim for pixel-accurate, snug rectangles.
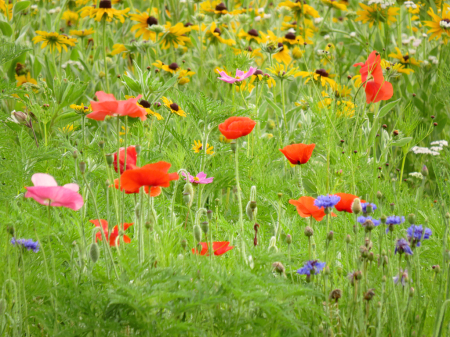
[106,153,113,166]
[193,225,202,243]
[182,192,191,206]
[181,239,187,250]
[79,161,86,174]
[206,209,213,220]
[377,191,382,200]
[421,165,428,177]
[135,144,141,155]
[89,243,99,263]
[200,221,209,235]
[304,226,314,237]
[351,198,362,214]
[286,234,292,245]
[327,231,334,241]
[272,262,285,275]
[345,234,351,244]
[0,299,5,316]
[230,140,237,153]
[407,213,415,225]
[73,150,78,159]
[246,201,256,221]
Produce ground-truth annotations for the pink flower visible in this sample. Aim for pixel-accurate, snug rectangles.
[86,91,148,121]
[217,67,257,84]
[25,173,84,211]
[182,171,214,184]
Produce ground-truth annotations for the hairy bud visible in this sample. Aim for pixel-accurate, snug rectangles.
[351,198,362,214]
[89,243,99,263]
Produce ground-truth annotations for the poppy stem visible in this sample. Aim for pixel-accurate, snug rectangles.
[234,139,244,234]
[102,18,110,93]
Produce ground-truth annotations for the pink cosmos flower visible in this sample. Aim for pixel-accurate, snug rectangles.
[86,91,148,121]
[217,67,257,84]
[25,173,84,211]
[182,171,214,184]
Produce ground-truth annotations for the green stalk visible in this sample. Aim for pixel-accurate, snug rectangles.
[234,140,244,234]
[102,18,110,93]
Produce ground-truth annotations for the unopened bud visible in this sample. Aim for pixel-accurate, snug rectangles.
[409,287,414,297]
[286,234,292,245]
[272,262,285,275]
[345,234,351,244]
[181,239,187,249]
[79,161,86,174]
[377,191,382,200]
[98,141,105,149]
[324,266,330,275]
[327,231,334,241]
[206,209,213,220]
[145,221,153,231]
[390,203,395,212]
[432,265,440,273]
[13,111,28,124]
[421,165,428,177]
[304,226,314,237]
[72,150,78,159]
[135,144,141,155]
[230,140,237,153]
[183,192,191,206]
[351,198,362,214]
[380,214,387,224]
[106,153,113,166]
[408,213,415,225]
[365,204,373,214]
[200,221,209,235]
[193,225,202,242]
[364,289,375,301]
[89,243,99,263]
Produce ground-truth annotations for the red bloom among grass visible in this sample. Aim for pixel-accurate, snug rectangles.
[120,161,178,192]
[89,219,133,247]
[354,51,393,104]
[334,193,366,213]
[113,179,161,196]
[87,91,148,121]
[289,196,336,222]
[192,241,234,256]
[218,117,256,139]
[114,146,137,174]
[279,143,316,165]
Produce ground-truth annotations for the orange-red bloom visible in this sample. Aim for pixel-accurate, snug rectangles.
[334,193,366,213]
[119,161,178,192]
[192,241,234,256]
[289,196,336,222]
[113,179,161,196]
[353,51,393,104]
[114,146,137,174]
[87,91,148,121]
[89,219,133,246]
[279,143,315,165]
[218,117,256,139]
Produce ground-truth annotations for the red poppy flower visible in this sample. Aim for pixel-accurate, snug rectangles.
[120,161,178,192]
[334,193,366,213]
[87,91,148,121]
[289,196,336,222]
[112,179,161,196]
[192,241,234,256]
[218,117,256,139]
[114,146,137,174]
[279,143,316,165]
[353,51,393,104]
[89,219,133,246]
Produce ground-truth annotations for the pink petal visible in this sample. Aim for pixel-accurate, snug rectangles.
[25,186,84,211]
[235,69,245,78]
[196,172,207,180]
[203,177,214,183]
[96,91,116,101]
[63,183,80,192]
[31,173,58,187]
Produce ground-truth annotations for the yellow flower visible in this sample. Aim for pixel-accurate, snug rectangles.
[178,69,195,85]
[380,60,414,75]
[161,97,187,117]
[292,46,305,59]
[0,0,12,20]
[69,28,95,37]
[61,10,79,26]
[333,84,351,98]
[200,0,243,15]
[249,73,276,89]
[277,0,319,18]
[322,0,347,11]
[356,3,399,28]
[124,95,164,120]
[238,29,267,44]
[32,31,77,52]
[111,44,128,57]
[319,93,356,117]
[388,47,421,67]
[15,73,37,87]
[60,124,75,134]
[297,69,336,88]
[130,9,159,41]
[153,60,181,74]
[159,22,191,50]
[424,4,450,42]
[192,140,214,155]
[70,103,92,114]
[80,1,129,23]
[235,80,255,93]
[219,134,231,143]
[204,22,236,46]
[266,63,300,79]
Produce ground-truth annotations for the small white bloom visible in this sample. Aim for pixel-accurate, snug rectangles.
[314,17,323,24]
[350,32,357,37]
[324,34,330,40]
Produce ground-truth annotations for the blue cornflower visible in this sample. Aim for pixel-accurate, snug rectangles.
[11,238,39,253]
[362,202,377,213]
[357,216,381,226]
[395,238,413,255]
[314,195,341,209]
[407,225,432,247]
[386,216,406,233]
[297,260,326,276]
[393,268,411,287]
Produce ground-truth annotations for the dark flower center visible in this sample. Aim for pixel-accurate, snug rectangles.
[315,69,329,77]
[147,16,158,26]
[184,22,193,27]
[215,2,227,11]
[245,46,253,52]
[214,27,221,35]
[248,29,259,37]
[285,32,296,40]
[441,18,450,24]
[170,103,179,111]
[290,21,297,25]
[403,55,410,62]
[99,0,111,9]
[254,69,263,76]
[139,100,151,108]
[338,16,343,21]
[277,42,284,51]
[168,62,179,71]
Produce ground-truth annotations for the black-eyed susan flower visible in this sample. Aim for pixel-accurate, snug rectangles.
[32,31,77,52]
[200,1,243,15]
[424,4,450,42]
[159,22,191,50]
[177,69,196,85]
[277,0,319,18]
[292,46,305,59]
[130,9,159,41]
[282,30,305,45]
[69,28,95,37]
[297,69,336,88]
[192,140,214,155]
[238,29,267,44]
[380,59,414,76]
[266,31,292,64]
[111,44,128,58]
[59,124,75,134]
[124,96,164,120]
[356,3,399,28]
[322,0,347,11]
[61,10,79,26]
[81,0,129,23]
[153,60,180,74]
[70,103,92,114]
[388,47,421,67]
[161,97,187,117]
[15,73,37,87]
[266,63,300,79]
[250,70,276,88]
[204,22,235,46]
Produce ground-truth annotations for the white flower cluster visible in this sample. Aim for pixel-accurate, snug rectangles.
[409,172,424,180]
[367,0,395,8]
[440,20,450,29]
[62,61,84,70]
[411,140,447,156]
[255,8,271,21]
[314,18,323,24]
[401,34,422,47]
[429,55,439,65]
[430,140,448,147]
[48,7,61,14]
[404,1,417,9]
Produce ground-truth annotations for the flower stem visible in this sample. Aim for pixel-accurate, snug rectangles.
[234,140,244,234]
[102,18,110,93]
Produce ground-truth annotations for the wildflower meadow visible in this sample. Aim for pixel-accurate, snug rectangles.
[1,0,450,335]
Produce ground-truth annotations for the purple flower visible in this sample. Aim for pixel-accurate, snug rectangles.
[217,67,257,84]
[357,216,381,226]
[395,238,413,255]
[297,260,326,276]
[182,171,214,184]
[362,202,377,213]
[407,225,432,247]
[11,238,39,253]
[314,195,341,209]
[386,216,406,233]
[393,268,410,286]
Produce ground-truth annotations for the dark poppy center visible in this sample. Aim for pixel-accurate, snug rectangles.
[168,62,179,71]
[214,27,221,35]
[99,0,111,9]
[147,16,158,26]
[215,2,227,11]
[285,32,296,40]
[315,69,329,77]
[277,42,284,51]
[248,29,259,37]
[170,103,179,111]
[254,69,263,76]
[403,55,410,62]
[184,22,193,27]
[139,100,151,108]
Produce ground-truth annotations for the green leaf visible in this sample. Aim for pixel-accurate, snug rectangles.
[376,98,401,119]
[265,97,282,116]
[392,137,412,147]
[122,75,141,93]
[13,1,30,16]
[0,20,12,37]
